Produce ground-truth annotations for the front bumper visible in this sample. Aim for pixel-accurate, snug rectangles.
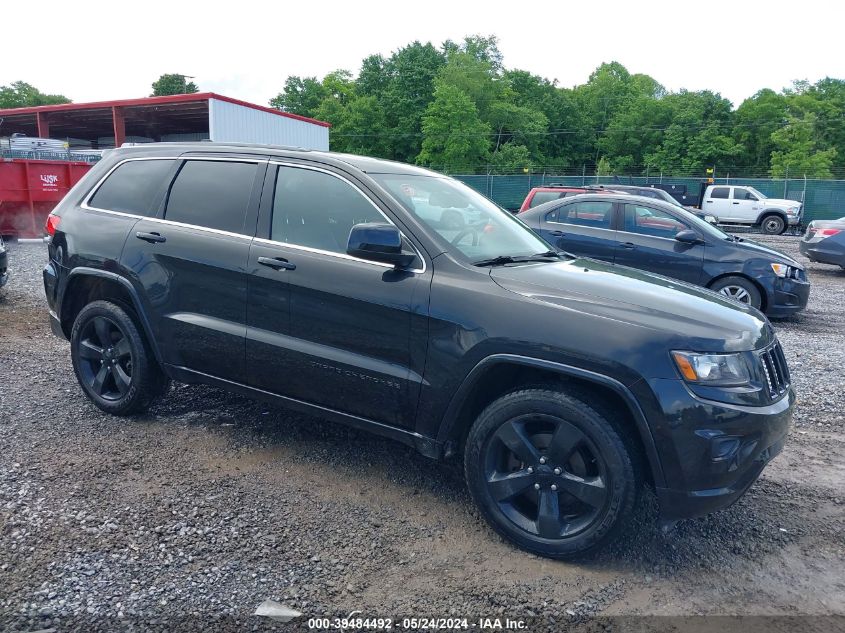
[765,276,810,318]
[639,378,793,521]
[799,238,845,267]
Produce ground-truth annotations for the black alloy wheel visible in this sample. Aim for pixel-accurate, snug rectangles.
[77,315,134,401]
[465,388,640,559]
[70,300,169,415]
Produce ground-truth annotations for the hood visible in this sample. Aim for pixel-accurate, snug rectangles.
[728,237,803,268]
[761,198,801,208]
[490,258,772,352]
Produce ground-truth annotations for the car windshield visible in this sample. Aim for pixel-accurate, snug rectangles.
[746,186,767,199]
[371,173,551,263]
[680,208,733,240]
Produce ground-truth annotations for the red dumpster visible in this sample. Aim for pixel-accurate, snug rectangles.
[0,159,93,238]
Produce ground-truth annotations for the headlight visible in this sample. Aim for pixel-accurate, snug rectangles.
[671,351,751,386]
[770,263,794,278]
[786,207,798,215]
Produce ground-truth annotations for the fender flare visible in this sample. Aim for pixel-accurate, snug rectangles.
[436,354,665,487]
[62,267,164,365]
[755,209,788,225]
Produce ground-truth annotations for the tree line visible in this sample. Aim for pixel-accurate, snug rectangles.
[3,39,843,179]
[270,36,844,179]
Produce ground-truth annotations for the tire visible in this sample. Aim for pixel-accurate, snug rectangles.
[760,214,786,235]
[464,387,641,559]
[709,275,763,309]
[70,300,168,416]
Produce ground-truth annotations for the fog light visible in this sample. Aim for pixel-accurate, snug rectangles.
[711,437,740,461]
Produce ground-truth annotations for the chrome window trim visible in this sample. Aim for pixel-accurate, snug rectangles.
[267,161,427,274]
[81,155,263,216]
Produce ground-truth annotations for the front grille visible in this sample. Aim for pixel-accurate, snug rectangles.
[759,341,790,399]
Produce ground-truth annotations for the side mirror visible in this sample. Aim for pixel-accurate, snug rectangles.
[347,223,415,268]
[675,229,702,244]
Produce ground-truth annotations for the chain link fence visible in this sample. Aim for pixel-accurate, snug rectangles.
[452,173,845,222]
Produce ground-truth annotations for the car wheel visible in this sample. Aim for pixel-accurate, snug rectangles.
[709,276,763,309]
[464,388,641,559]
[761,214,786,235]
[70,300,168,416]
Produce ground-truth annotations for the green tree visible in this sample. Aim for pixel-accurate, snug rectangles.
[0,81,70,108]
[151,74,198,96]
[489,143,532,174]
[770,113,836,178]
[270,76,329,117]
[417,84,491,172]
[319,95,390,157]
[732,89,789,175]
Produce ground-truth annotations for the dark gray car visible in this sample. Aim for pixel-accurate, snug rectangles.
[519,193,810,317]
[800,217,845,269]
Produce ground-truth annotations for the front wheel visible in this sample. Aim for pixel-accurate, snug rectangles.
[70,300,168,415]
[709,275,763,310]
[464,388,641,559]
[760,214,786,235]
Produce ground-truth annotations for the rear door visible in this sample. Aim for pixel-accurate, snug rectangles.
[704,186,733,219]
[121,156,265,382]
[539,199,618,262]
[612,202,704,284]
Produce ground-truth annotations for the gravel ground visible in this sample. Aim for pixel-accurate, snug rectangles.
[1,236,843,632]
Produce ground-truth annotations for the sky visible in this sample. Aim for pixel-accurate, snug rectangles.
[2,0,843,109]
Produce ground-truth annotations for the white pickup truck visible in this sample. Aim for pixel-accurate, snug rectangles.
[699,184,802,235]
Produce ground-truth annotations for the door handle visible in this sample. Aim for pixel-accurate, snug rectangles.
[258,256,296,271]
[705,200,713,203]
[619,242,636,249]
[136,231,166,243]
[549,230,566,237]
[732,202,740,205]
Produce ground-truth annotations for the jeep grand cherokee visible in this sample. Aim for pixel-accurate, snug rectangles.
[43,143,793,558]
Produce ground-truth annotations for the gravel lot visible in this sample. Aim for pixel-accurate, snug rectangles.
[1,236,843,632]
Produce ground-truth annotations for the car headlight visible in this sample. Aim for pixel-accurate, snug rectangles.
[671,351,751,386]
[786,207,798,215]
[770,263,794,278]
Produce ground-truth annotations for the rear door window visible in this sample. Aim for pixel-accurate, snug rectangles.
[88,159,175,216]
[164,160,257,234]
[710,187,730,199]
[556,201,614,229]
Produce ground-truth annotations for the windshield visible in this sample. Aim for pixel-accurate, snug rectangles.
[680,207,733,240]
[371,174,551,262]
[746,186,767,199]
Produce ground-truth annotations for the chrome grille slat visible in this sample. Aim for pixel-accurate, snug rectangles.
[759,341,790,400]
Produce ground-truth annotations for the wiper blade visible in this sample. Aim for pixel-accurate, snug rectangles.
[473,251,562,267]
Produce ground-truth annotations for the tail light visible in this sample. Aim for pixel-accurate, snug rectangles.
[45,213,61,237]
[817,228,842,238]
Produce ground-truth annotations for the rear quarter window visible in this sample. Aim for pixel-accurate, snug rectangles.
[87,159,175,216]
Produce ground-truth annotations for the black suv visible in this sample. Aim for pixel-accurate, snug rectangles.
[43,143,794,558]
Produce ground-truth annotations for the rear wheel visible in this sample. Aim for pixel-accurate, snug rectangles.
[709,275,762,309]
[70,300,168,415]
[464,388,641,559]
[760,214,786,235]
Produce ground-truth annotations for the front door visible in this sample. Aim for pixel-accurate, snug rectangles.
[730,187,761,222]
[245,164,430,429]
[612,202,704,284]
